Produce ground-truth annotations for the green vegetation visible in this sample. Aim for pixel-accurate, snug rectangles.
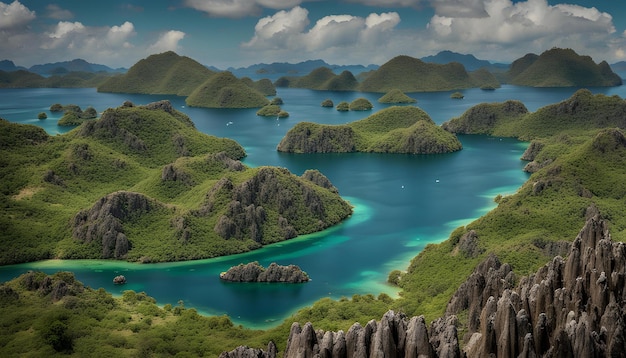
[348,97,373,111]
[186,72,270,109]
[55,105,99,126]
[38,112,47,120]
[450,91,464,99]
[444,89,626,140]
[241,77,277,96]
[98,51,215,96]
[378,89,417,104]
[321,99,334,107]
[507,48,622,87]
[0,100,350,264]
[336,101,350,111]
[277,106,462,154]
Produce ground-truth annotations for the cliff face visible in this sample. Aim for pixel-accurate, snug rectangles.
[222,210,626,357]
[457,211,626,357]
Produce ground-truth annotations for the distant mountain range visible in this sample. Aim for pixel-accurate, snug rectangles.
[421,50,509,71]
[0,58,125,75]
[227,59,378,80]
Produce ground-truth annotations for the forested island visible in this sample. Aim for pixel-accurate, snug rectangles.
[0,100,352,265]
[277,106,462,154]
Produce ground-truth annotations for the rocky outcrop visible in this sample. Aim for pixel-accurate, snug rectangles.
[206,167,352,243]
[219,262,310,283]
[458,212,626,357]
[113,275,126,284]
[72,191,158,259]
[301,169,339,194]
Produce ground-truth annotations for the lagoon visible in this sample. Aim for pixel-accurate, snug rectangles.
[1,85,625,328]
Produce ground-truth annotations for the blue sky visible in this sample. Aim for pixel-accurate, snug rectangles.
[1,0,625,69]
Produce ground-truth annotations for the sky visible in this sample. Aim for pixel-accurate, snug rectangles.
[1,0,625,70]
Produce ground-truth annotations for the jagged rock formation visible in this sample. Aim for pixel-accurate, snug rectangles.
[203,167,352,243]
[449,210,626,357]
[219,262,310,283]
[113,275,126,284]
[301,169,339,194]
[72,191,157,259]
[222,209,626,357]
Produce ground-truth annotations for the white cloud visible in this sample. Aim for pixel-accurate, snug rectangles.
[148,30,186,53]
[424,0,618,62]
[430,0,488,18]
[47,21,85,39]
[184,0,308,18]
[107,21,135,47]
[0,0,36,30]
[46,4,73,20]
[242,6,401,64]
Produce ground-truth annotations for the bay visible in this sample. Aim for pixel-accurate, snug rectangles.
[1,84,625,328]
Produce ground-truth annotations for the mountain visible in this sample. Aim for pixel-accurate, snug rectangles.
[0,100,351,264]
[359,55,498,92]
[29,59,124,75]
[277,106,462,154]
[0,59,27,72]
[507,48,622,87]
[0,69,111,88]
[98,51,215,96]
[421,50,507,71]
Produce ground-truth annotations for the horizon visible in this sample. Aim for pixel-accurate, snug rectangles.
[1,0,625,69]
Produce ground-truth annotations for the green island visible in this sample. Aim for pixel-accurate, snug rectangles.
[276,106,462,154]
[377,89,417,104]
[0,100,352,265]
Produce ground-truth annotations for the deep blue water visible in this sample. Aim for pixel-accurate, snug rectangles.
[1,85,625,328]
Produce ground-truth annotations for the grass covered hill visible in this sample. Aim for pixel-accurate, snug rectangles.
[277,106,462,154]
[0,100,351,265]
[359,55,498,93]
[185,71,270,108]
[97,51,215,96]
[508,48,623,87]
[444,89,626,140]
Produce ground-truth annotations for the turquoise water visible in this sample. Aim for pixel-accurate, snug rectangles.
[1,85,625,328]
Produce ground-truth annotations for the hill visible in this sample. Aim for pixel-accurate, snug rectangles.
[276,67,359,91]
[277,106,462,154]
[507,48,622,87]
[0,100,351,264]
[444,89,626,140]
[359,55,498,92]
[97,51,215,96]
[229,59,378,80]
[185,71,270,108]
[29,59,125,75]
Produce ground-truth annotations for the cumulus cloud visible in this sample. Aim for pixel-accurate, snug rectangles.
[344,0,421,6]
[242,6,401,64]
[46,4,73,20]
[0,0,36,30]
[425,0,618,61]
[106,21,135,48]
[148,30,186,53]
[430,0,488,18]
